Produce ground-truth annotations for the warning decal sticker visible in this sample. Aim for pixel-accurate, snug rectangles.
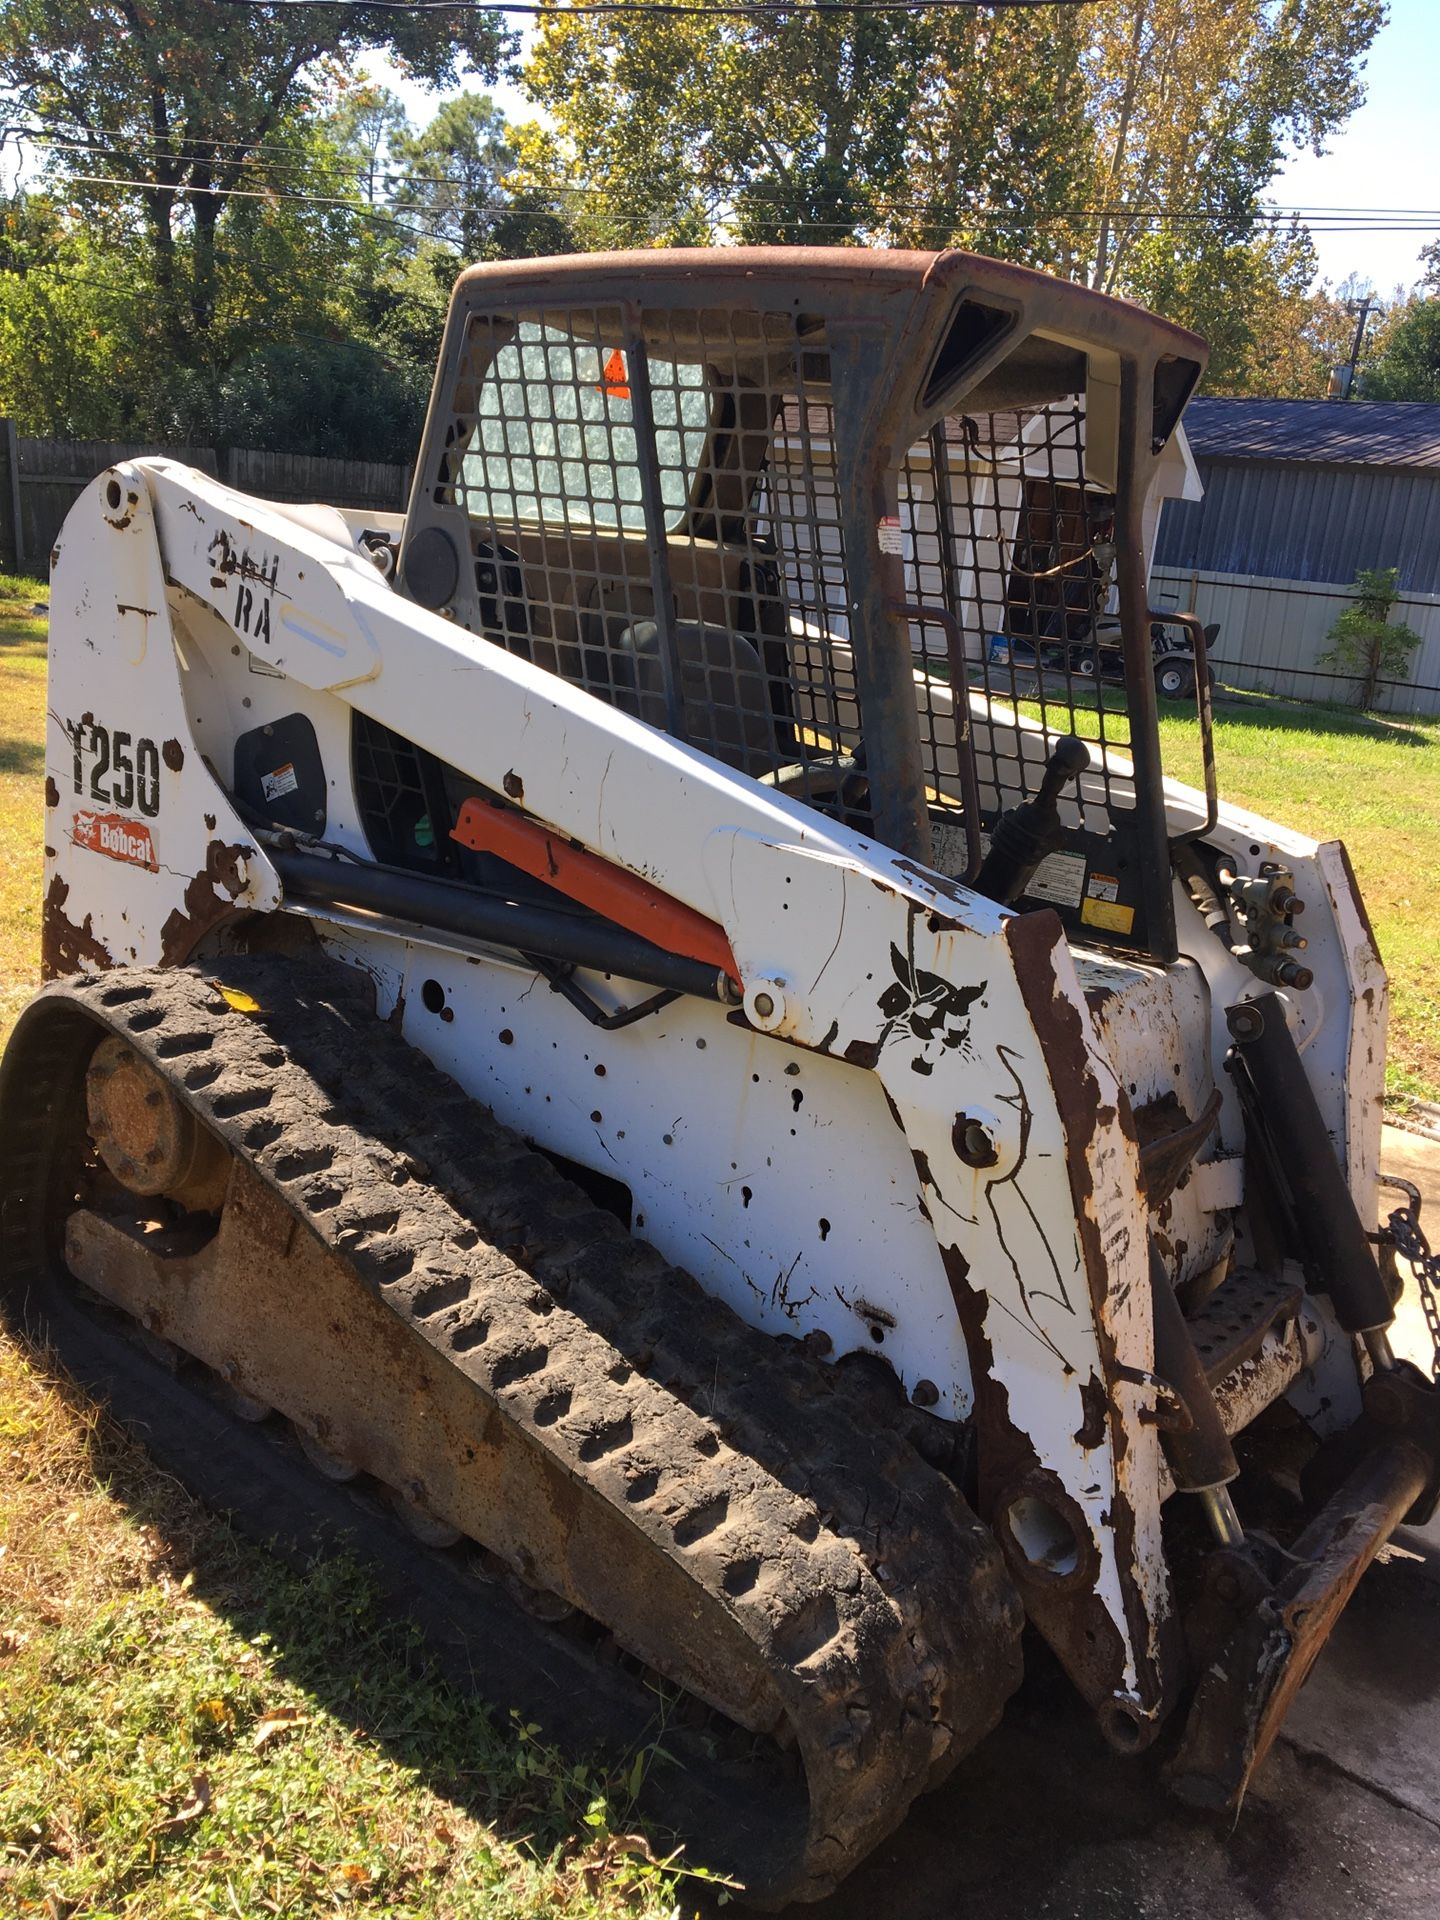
[261,762,300,803]
[1081,868,1133,934]
[1025,850,1087,910]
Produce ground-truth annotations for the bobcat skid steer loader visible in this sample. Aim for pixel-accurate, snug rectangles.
[5,249,1439,1907]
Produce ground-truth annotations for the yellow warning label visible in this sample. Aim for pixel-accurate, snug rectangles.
[1081,896,1135,935]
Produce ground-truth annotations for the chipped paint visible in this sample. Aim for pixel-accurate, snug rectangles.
[42,872,111,977]
[160,840,256,965]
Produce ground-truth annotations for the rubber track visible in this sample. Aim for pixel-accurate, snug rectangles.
[0,958,1022,1905]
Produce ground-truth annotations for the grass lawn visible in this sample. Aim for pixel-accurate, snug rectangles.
[0,573,48,1046]
[2,571,1437,1913]
[0,1343,692,1919]
[1158,692,1440,1107]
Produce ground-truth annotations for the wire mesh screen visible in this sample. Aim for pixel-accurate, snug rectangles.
[439,303,883,830]
[433,302,1145,893]
[897,404,1136,842]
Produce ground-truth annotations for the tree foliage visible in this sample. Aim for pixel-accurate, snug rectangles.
[1321,567,1423,709]
[389,91,514,260]
[522,8,1091,252]
[0,0,1407,451]
[1072,0,1384,294]
[1361,251,1440,400]
[0,1,509,355]
[0,208,142,436]
[521,0,1387,375]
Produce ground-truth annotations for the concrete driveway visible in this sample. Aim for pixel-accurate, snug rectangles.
[812,1124,1440,1920]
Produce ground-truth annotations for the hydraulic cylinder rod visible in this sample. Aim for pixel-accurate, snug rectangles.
[272,849,732,1006]
[1225,994,1394,1339]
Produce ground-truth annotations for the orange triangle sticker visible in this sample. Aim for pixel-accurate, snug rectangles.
[599,348,630,400]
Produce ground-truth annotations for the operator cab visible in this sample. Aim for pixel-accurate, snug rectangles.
[384,250,1208,963]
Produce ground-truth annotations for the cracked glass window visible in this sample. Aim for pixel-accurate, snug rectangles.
[461,320,711,533]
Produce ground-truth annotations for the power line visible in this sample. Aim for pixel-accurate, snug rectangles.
[18,128,512,202]
[53,171,441,242]
[15,132,1439,227]
[212,0,1088,16]
[14,116,1440,230]
[11,117,1440,231]
[11,120,1438,249]
[35,169,1440,238]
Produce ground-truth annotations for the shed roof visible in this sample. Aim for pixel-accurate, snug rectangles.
[1181,395,1440,471]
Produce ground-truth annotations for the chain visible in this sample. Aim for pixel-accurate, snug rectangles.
[1379,1174,1440,1381]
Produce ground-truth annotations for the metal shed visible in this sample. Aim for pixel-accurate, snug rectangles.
[1151,396,1440,713]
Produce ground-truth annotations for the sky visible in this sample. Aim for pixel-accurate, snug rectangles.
[1268,0,1440,295]
[378,0,1440,298]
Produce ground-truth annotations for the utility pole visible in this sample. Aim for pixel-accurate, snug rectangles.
[1335,296,1376,400]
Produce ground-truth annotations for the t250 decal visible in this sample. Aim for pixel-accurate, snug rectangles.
[68,720,161,818]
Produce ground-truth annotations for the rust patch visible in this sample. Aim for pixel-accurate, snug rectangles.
[104,487,140,532]
[502,769,524,801]
[161,737,185,773]
[937,1238,1131,1700]
[1135,1088,1221,1208]
[159,840,254,966]
[203,813,217,832]
[891,855,970,909]
[1002,908,1175,1718]
[42,874,111,979]
[44,775,59,809]
[1075,1373,1108,1449]
[1335,838,1382,964]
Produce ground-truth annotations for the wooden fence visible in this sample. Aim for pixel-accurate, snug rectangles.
[0,421,410,576]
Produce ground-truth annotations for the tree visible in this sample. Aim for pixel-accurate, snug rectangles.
[0,2,509,361]
[522,9,1088,251]
[159,338,429,462]
[1130,220,1354,396]
[0,202,146,434]
[1320,567,1423,710]
[520,0,1385,319]
[1075,1,1384,296]
[1361,298,1440,401]
[388,91,513,261]
[331,79,410,208]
